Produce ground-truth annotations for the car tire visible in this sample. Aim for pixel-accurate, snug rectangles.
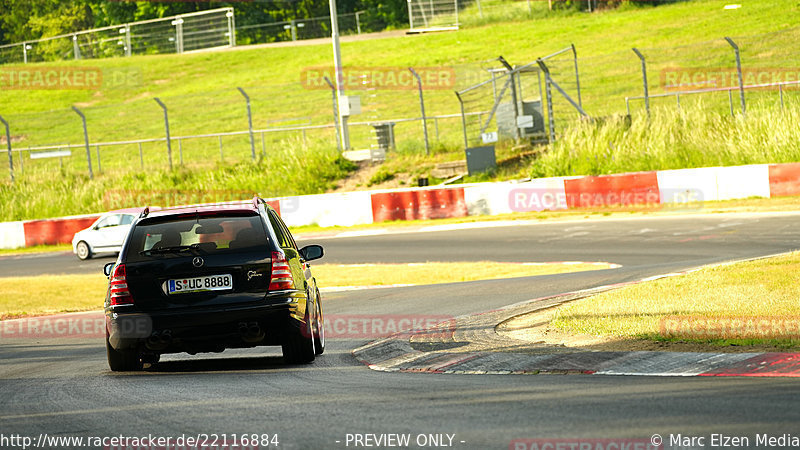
[106,335,143,372]
[76,241,92,260]
[313,291,325,356]
[282,306,316,364]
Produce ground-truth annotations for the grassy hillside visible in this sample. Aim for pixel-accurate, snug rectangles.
[2,0,800,221]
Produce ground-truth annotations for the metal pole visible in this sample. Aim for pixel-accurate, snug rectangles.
[536,60,556,144]
[571,43,582,109]
[96,145,101,172]
[23,42,28,64]
[455,91,469,150]
[73,35,80,60]
[725,37,746,116]
[498,56,520,140]
[178,138,183,165]
[356,11,362,34]
[329,0,350,149]
[324,76,343,152]
[0,115,14,183]
[124,25,132,57]
[632,48,649,115]
[237,87,256,160]
[261,131,266,156]
[780,84,785,109]
[528,0,532,15]
[477,0,483,18]
[219,135,224,160]
[227,9,236,47]
[409,68,430,155]
[138,142,143,169]
[153,98,173,171]
[71,106,93,179]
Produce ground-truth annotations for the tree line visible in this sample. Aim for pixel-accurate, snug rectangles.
[0,0,409,46]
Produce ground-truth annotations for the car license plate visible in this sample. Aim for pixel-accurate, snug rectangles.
[165,274,233,294]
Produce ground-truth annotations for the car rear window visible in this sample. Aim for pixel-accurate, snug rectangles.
[124,214,269,263]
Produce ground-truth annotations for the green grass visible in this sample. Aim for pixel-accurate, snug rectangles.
[532,104,800,177]
[1,138,357,220]
[551,252,800,348]
[2,0,800,221]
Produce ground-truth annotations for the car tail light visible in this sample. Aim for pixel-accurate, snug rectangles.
[109,263,134,305]
[269,251,295,290]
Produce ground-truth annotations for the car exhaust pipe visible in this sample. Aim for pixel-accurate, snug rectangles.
[239,321,264,343]
[146,330,172,351]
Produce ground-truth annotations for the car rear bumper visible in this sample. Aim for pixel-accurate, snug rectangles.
[106,298,297,352]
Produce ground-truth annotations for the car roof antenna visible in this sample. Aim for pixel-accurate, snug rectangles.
[139,206,150,218]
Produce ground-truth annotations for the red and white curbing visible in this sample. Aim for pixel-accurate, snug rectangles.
[353,253,800,378]
[3,162,800,249]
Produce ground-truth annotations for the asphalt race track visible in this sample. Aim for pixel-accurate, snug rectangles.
[2,212,800,449]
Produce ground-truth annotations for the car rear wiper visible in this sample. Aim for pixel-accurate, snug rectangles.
[140,243,200,255]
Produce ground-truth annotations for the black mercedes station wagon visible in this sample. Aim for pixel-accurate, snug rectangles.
[103,198,325,371]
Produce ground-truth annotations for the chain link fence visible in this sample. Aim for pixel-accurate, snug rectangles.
[5,17,800,181]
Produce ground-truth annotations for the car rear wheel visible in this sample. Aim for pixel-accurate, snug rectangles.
[106,336,143,372]
[76,241,92,260]
[313,292,325,355]
[282,305,316,364]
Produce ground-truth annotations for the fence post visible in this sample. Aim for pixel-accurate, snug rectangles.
[219,135,224,161]
[724,37,746,116]
[226,9,236,47]
[178,138,183,165]
[477,0,483,18]
[124,25,132,57]
[498,56,520,140]
[571,43,582,110]
[138,142,143,169]
[536,59,556,144]
[356,11,363,34]
[237,87,257,160]
[96,145,101,172]
[73,35,81,60]
[71,106,93,179]
[409,68,430,155]
[173,17,184,54]
[454,91,469,150]
[23,42,28,64]
[780,84,785,109]
[323,76,343,152]
[0,115,14,183]
[632,48,649,115]
[153,98,173,171]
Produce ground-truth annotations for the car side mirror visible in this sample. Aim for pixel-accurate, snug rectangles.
[299,244,324,262]
[104,262,114,277]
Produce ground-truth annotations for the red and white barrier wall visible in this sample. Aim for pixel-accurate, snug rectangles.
[2,162,800,250]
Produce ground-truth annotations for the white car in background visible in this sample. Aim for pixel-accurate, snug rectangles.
[72,209,143,260]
